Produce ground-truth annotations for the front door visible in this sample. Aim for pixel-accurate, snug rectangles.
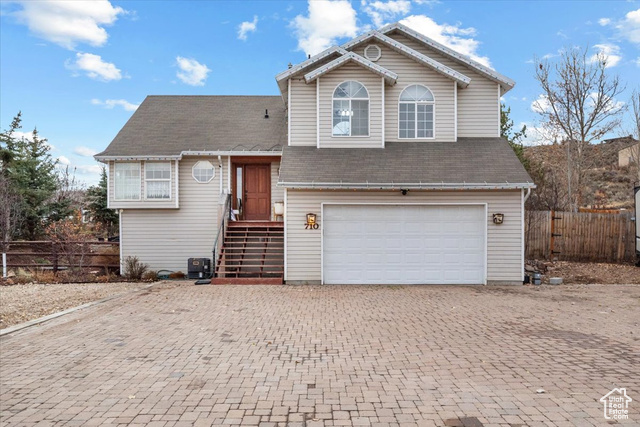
[243,164,271,220]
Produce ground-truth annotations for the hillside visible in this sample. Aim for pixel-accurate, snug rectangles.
[523,136,638,209]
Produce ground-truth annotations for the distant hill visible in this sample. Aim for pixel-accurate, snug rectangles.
[524,135,638,209]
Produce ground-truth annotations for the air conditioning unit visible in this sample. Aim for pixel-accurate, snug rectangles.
[187,258,211,279]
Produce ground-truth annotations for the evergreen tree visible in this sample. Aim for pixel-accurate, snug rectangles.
[0,112,22,174]
[86,166,118,236]
[500,103,529,169]
[8,122,58,239]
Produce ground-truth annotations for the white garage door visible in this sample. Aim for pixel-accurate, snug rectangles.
[322,204,486,285]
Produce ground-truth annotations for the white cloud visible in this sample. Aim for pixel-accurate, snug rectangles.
[75,164,103,176]
[636,57,640,67]
[291,0,359,56]
[363,0,411,28]
[238,15,258,40]
[10,130,55,150]
[10,0,125,49]
[531,94,551,114]
[520,123,555,146]
[175,56,211,86]
[91,98,139,111]
[67,52,122,81]
[587,92,625,112]
[413,0,440,5]
[57,155,71,165]
[598,18,611,26]
[399,15,491,67]
[589,43,622,68]
[615,8,640,45]
[73,146,99,157]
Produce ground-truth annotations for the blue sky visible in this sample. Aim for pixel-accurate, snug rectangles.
[1,0,639,184]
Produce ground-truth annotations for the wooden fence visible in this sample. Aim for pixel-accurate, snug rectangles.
[3,241,119,271]
[525,210,636,263]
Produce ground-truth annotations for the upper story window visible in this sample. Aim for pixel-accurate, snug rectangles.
[192,160,215,183]
[114,162,141,200]
[399,84,435,139]
[145,162,171,199]
[332,81,369,137]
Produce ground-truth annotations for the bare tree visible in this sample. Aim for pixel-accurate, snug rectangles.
[630,89,640,183]
[534,47,626,211]
[0,175,22,277]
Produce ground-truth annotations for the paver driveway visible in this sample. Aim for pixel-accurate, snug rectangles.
[1,283,638,427]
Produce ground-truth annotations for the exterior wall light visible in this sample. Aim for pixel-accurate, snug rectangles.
[493,213,504,224]
[306,213,317,226]
[305,213,319,230]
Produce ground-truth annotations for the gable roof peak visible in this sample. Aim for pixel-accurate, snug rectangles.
[378,21,515,92]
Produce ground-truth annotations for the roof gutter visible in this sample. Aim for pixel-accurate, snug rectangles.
[278,181,536,190]
[94,150,283,163]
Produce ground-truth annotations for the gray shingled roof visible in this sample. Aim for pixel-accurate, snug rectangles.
[279,138,534,188]
[96,96,286,158]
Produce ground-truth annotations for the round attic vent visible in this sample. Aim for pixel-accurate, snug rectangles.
[364,44,381,62]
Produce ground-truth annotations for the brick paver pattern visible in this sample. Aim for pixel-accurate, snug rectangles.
[1,283,638,426]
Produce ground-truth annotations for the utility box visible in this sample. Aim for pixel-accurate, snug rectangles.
[188,258,211,279]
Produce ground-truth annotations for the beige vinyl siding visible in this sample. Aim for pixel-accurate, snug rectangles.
[353,44,455,142]
[121,157,223,272]
[271,161,284,220]
[388,34,500,138]
[289,78,317,146]
[109,160,178,209]
[318,63,383,148]
[285,189,522,283]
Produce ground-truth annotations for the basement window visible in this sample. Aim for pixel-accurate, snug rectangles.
[145,162,171,199]
[193,161,215,183]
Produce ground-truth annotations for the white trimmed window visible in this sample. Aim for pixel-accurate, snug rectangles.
[192,161,215,183]
[145,162,171,199]
[114,162,141,200]
[399,84,435,139]
[332,81,369,137]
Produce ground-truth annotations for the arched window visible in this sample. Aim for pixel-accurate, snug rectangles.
[399,84,435,139]
[332,81,369,137]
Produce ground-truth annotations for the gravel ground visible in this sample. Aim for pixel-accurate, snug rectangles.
[0,282,150,329]
[540,260,640,284]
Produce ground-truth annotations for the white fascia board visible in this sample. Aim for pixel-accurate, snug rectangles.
[275,46,349,82]
[342,31,470,87]
[276,46,350,105]
[278,181,536,190]
[95,155,181,162]
[379,23,516,92]
[304,52,398,84]
[95,150,283,161]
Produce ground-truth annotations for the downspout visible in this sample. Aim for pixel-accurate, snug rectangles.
[119,209,123,275]
[524,187,532,202]
[218,155,223,195]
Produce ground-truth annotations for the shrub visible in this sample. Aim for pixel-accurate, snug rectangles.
[45,216,104,273]
[142,270,159,282]
[168,271,185,279]
[123,256,149,281]
[31,269,57,284]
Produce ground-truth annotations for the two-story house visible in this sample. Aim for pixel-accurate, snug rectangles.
[95,22,534,285]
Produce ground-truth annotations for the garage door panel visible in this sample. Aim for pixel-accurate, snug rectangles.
[323,204,486,285]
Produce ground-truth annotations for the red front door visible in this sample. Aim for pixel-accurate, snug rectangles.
[243,164,271,220]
